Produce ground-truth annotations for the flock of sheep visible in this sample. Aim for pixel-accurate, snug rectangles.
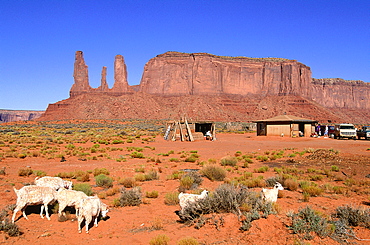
[11,176,109,233]
[11,175,283,234]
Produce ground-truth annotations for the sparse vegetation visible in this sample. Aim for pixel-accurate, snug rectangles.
[200,165,226,181]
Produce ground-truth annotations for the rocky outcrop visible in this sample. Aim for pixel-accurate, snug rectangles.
[40,51,369,124]
[0,110,44,123]
[139,52,312,98]
[70,51,131,97]
[311,78,370,109]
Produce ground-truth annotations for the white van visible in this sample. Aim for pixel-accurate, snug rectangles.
[333,123,356,139]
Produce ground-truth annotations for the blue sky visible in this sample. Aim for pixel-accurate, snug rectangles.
[1,0,369,110]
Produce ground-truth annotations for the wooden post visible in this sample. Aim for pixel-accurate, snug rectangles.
[171,122,178,141]
[178,121,184,141]
[184,118,194,142]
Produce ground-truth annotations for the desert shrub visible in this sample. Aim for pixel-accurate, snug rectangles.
[289,206,333,240]
[256,155,268,162]
[130,151,144,158]
[164,192,179,205]
[240,177,266,188]
[284,178,299,191]
[302,186,323,197]
[333,205,370,228]
[0,167,5,175]
[118,187,142,207]
[93,167,110,176]
[76,171,90,182]
[309,175,324,181]
[220,156,238,167]
[106,187,120,196]
[254,166,269,173]
[145,170,159,181]
[177,237,199,245]
[119,177,136,188]
[33,170,47,177]
[95,174,113,188]
[146,190,159,198]
[0,208,21,236]
[201,165,226,181]
[135,166,145,173]
[73,183,93,196]
[169,158,179,162]
[179,171,203,191]
[184,156,197,162]
[18,168,33,176]
[134,173,146,182]
[149,234,170,245]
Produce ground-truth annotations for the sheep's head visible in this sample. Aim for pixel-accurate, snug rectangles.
[64,181,73,190]
[101,203,109,217]
[274,182,284,190]
[201,190,209,197]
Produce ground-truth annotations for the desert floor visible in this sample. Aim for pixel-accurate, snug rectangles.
[1,132,370,245]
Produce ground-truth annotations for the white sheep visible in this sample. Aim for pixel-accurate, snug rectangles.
[56,189,88,217]
[12,185,57,223]
[35,176,73,190]
[76,196,109,233]
[178,190,209,211]
[261,182,284,203]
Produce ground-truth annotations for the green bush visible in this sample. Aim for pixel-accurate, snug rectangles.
[73,183,93,196]
[200,165,226,181]
[95,174,113,188]
[289,206,332,240]
[93,167,110,176]
[220,156,238,167]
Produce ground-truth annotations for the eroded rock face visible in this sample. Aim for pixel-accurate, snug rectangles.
[139,52,312,98]
[311,78,370,109]
[0,110,44,123]
[70,51,130,97]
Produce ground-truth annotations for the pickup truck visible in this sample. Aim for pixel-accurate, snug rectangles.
[357,126,370,140]
[333,123,356,139]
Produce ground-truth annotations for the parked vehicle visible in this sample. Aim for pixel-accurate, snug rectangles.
[357,126,370,140]
[333,123,356,139]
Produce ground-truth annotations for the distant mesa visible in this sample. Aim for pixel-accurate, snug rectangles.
[0,110,44,123]
[36,51,369,124]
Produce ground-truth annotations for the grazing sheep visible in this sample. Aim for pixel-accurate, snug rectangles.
[261,182,284,203]
[35,176,73,190]
[56,189,88,217]
[76,196,109,233]
[178,190,209,211]
[12,185,57,223]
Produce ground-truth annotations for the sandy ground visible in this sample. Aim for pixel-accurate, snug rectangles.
[1,133,370,244]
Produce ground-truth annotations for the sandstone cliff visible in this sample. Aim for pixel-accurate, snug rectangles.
[39,51,370,124]
[0,110,44,123]
[311,78,370,109]
[139,52,312,98]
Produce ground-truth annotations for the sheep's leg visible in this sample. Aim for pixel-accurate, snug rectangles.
[77,215,84,233]
[44,203,51,220]
[40,205,45,219]
[21,206,29,220]
[58,203,66,217]
[12,207,20,223]
[85,216,92,233]
[94,215,98,227]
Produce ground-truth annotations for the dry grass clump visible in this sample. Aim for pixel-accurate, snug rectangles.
[177,237,199,245]
[146,190,159,198]
[164,192,179,205]
[73,183,93,196]
[95,174,113,188]
[220,156,238,167]
[119,177,136,188]
[93,167,110,176]
[0,207,21,236]
[200,165,226,181]
[18,168,33,176]
[149,234,170,245]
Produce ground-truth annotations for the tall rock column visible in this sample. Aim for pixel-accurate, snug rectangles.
[112,55,129,92]
[70,51,91,97]
[99,66,109,91]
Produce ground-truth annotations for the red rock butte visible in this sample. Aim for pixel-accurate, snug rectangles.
[40,51,370,123]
